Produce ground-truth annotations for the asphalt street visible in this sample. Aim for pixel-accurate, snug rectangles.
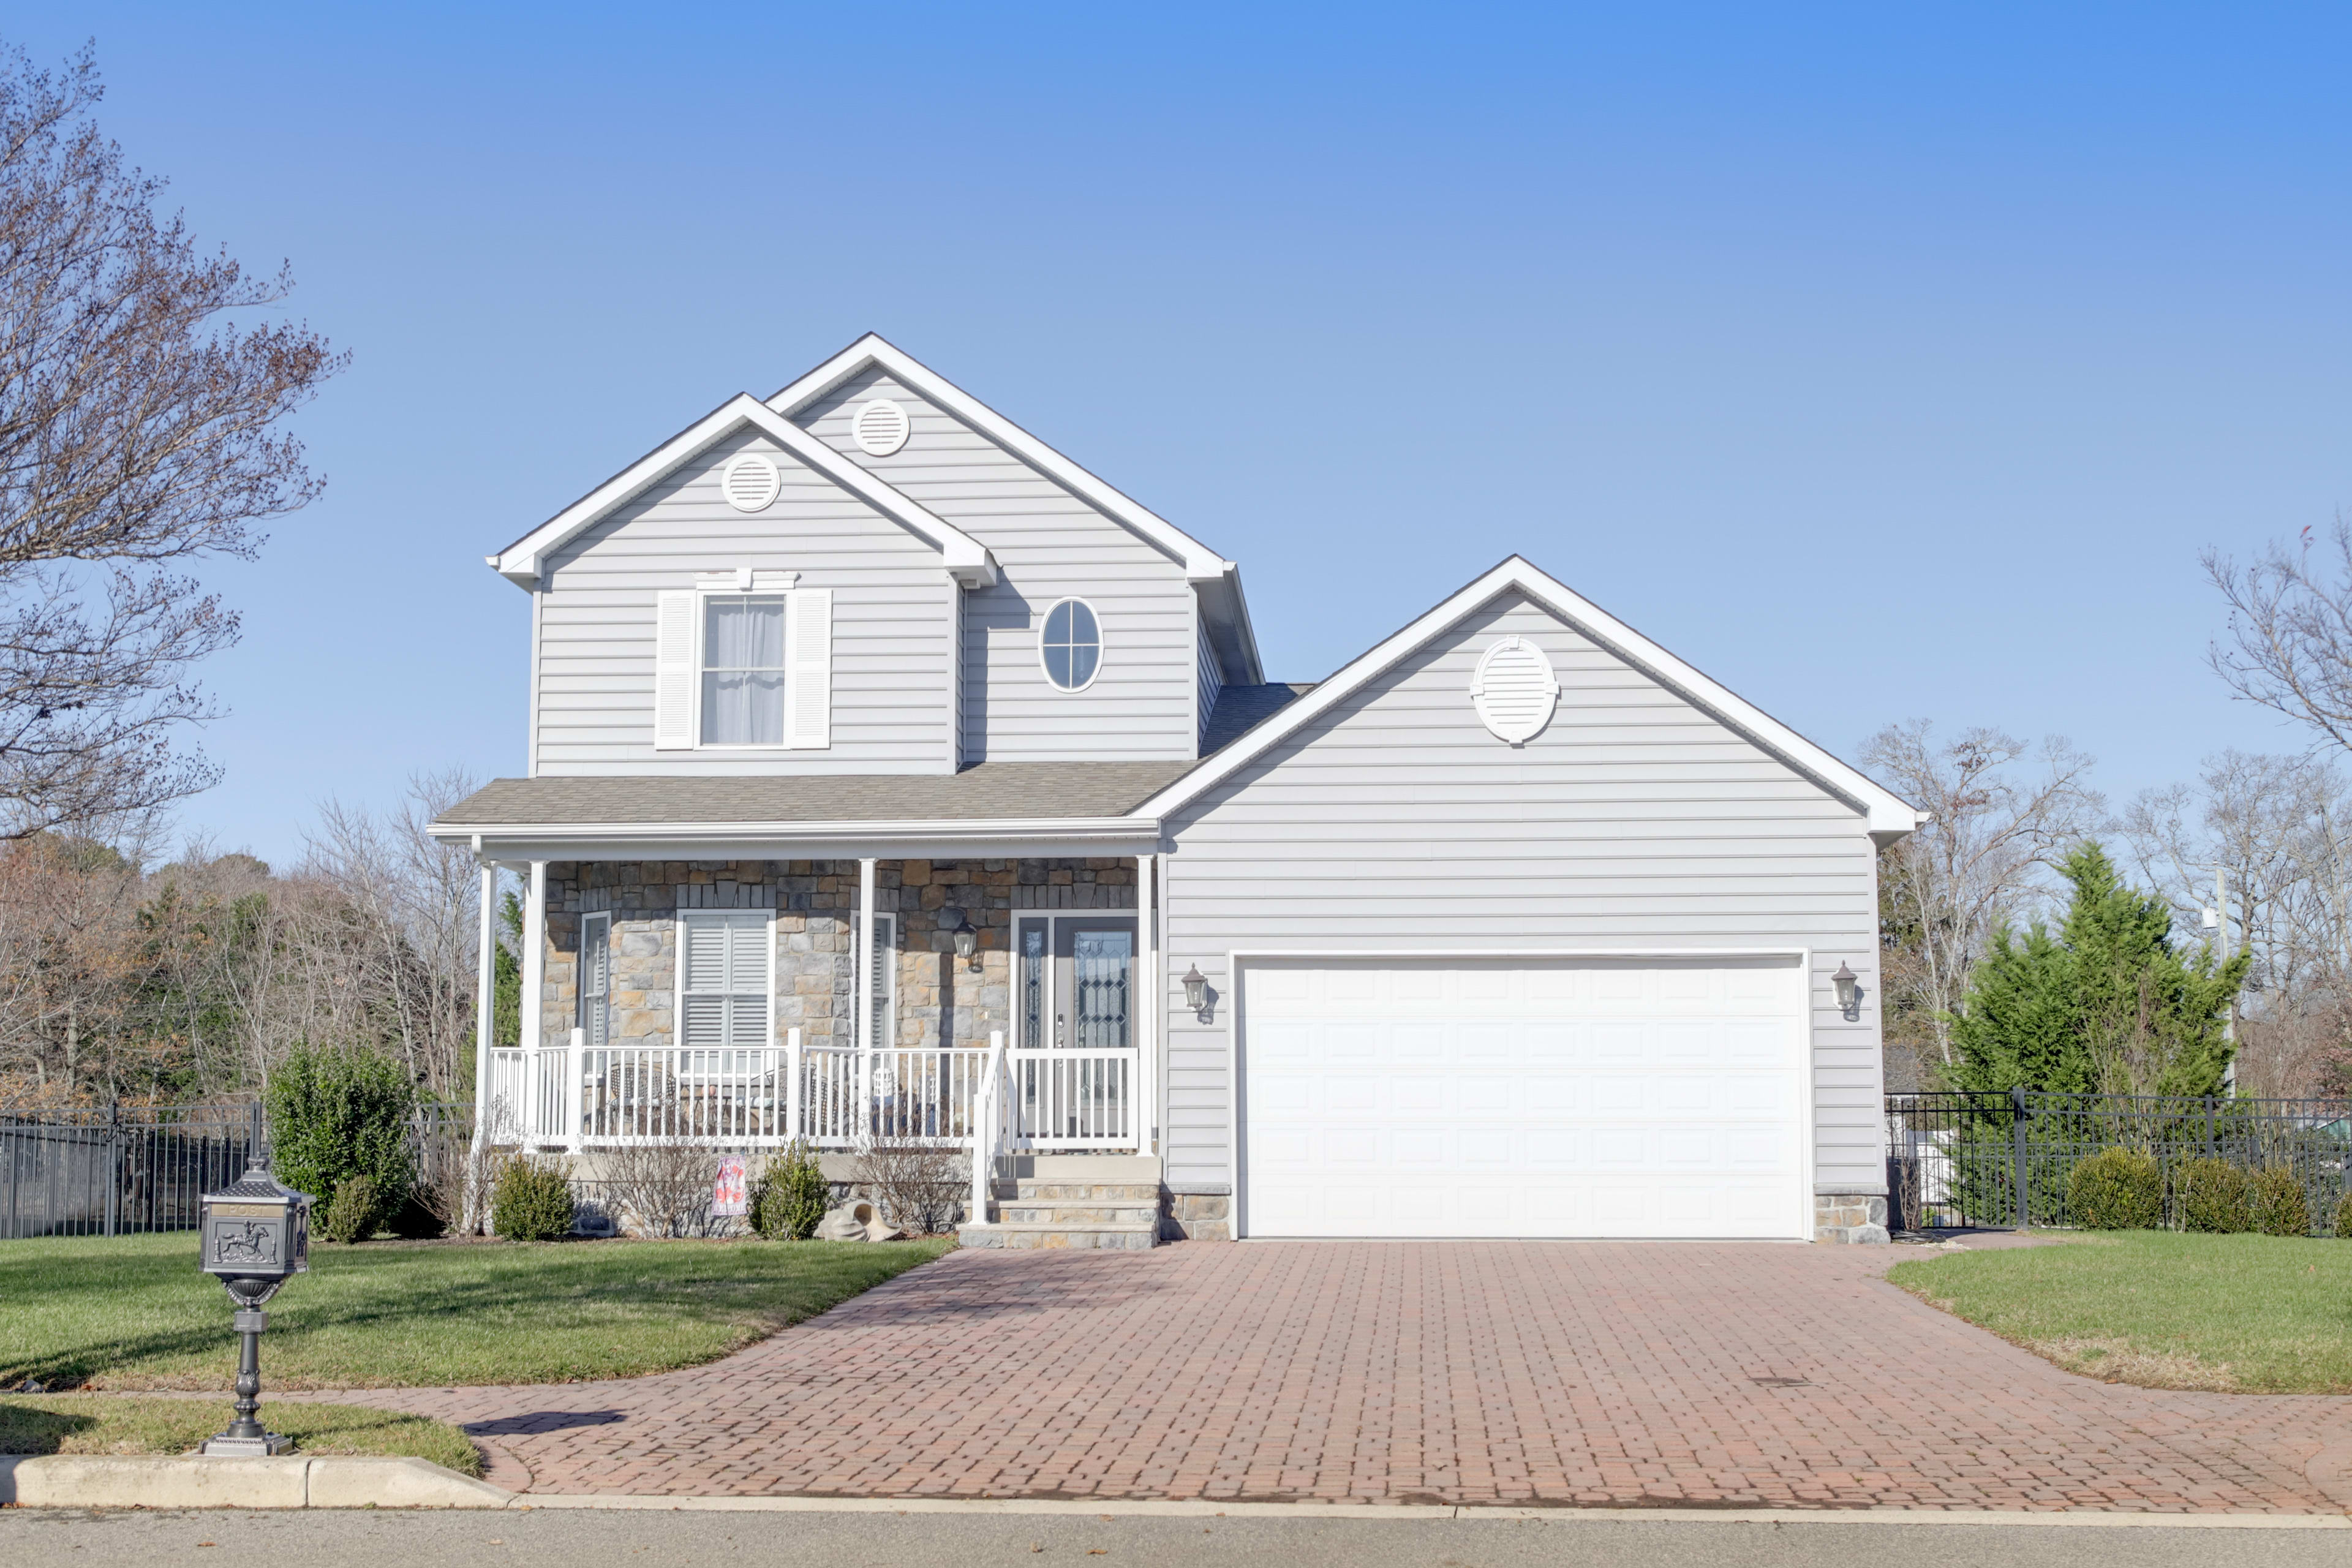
[0,1510,2344,1568]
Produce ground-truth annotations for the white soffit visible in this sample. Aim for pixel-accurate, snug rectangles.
[1134,556,1926,839]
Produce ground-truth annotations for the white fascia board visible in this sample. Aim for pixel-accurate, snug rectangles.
[427,815,1161,861]
[489,394,997,589]
[767,334,1232,582]
[1137,556,1926,839]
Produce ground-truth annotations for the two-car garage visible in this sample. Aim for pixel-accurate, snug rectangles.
[1235,956,1811,1240]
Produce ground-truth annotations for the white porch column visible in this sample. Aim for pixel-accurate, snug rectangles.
[520,861,547,1144]
[473,861,496,1140]
[856,857,876,1140]
[466,859,498,1232]
[1137,851,1156,1155]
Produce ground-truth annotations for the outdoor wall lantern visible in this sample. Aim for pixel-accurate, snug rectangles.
[1183,963,1211,1020]
[195,1155,312,1456]
[940,908,981,970]
[1832,960,1861,1020]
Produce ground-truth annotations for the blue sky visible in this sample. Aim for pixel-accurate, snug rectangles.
[2,4,2347,862]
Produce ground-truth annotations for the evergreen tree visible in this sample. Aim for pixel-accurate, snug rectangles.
[1947,843,2247,1096]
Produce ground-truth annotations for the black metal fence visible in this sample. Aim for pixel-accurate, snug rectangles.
[1887,1090,2352,1233]
[0,1102,478,1240]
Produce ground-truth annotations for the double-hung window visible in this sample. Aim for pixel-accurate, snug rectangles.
[678,911,771,1076]
[699,595,787,746]
[652,581,832,751]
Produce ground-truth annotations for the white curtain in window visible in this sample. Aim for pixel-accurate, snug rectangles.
[701,597,786,745]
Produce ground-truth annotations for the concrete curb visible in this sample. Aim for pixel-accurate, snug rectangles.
[0,1455,513,1510]
[516,1496,2351,1527]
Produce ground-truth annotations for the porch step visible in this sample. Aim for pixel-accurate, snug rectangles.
[958,1169,1164,1251]
[995,1201,1158,1227]
[957,1221,1158,1251]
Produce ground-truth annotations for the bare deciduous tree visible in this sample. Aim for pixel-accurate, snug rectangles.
[1863,722,2104,1078]
[2205,518,2352,755]
[0,45,342,838]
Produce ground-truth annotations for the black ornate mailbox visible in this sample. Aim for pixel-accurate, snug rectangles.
[196,1156,312,1457]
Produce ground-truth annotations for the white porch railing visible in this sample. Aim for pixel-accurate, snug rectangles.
[489,1032,1139,1154]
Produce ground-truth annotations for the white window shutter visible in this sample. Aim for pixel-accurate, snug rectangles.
[786,587,832,749]
[653,590,698,749]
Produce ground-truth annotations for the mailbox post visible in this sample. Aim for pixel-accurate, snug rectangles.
[196,1155,312,1457]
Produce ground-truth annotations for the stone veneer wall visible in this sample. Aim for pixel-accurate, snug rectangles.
[1813,1193,1890,1245]
[540,858,1137,1054]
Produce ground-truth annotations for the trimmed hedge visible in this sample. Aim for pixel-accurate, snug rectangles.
[317,1174,384,1243]
[2176,1157,2253,1233]
[491,1157,576,1241]
[2066,1148,2162,1230]
[266,1045,415,1220]
[2337,1191,2352,1240]
[2250,1167,2312,1237]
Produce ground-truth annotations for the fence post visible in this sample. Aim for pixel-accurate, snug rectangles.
[2204,1095,2217,1159]
[104,1108,119,1238]
[2011,1085,2031,1229]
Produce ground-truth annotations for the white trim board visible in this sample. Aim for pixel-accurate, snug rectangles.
[1139,556,1926,841]
[767,334,1264,684]
[490,393,998,590]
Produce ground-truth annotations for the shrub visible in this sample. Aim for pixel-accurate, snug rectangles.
[317,1175,383,1243]
[2066,1148,2162,1230]
[2250,1167,2312,1237]
[2337,1191,2352,1239]
[385,1193,447,1240]
[266,1044,416,1219]
[753,1140,832,1240]
[491,1156,576,1241]
[2177,1157,2253,1233]
[852,1137,967,1235]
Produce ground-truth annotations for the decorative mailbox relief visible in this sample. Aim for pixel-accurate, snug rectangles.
[200,1164,312,1285]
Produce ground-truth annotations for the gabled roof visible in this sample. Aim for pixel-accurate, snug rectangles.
[488,393,998,589]
[769,334,1264,684]
[1134,557,1927,841]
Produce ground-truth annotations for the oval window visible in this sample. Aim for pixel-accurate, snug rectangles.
[1040,599,1102,691]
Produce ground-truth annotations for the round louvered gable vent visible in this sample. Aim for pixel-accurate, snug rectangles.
[1471,636,1559,745]
[720,453,781,513]
[851,398,911,456]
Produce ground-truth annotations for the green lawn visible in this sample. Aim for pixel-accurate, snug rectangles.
[0,1232,952,1390]
[1888,1231,2352,1393]
[0,1395,482,1474]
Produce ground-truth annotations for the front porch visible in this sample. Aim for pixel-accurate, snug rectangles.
[473,854,1162,1166]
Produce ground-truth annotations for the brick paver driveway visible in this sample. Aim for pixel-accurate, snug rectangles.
[339,1242,2352,1511]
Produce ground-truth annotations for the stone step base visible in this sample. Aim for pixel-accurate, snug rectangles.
[957,1221,1158,1251]
[996,1202,1158,1227]
[996,1182,1161,1203]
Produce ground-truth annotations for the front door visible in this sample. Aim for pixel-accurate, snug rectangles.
[1012,915,1140,1147]
[1016,916,1137,1050]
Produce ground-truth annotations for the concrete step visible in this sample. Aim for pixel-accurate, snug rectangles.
[958,1221,1158,1252]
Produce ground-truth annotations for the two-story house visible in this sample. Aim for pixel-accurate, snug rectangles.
[430,334,1921,1246]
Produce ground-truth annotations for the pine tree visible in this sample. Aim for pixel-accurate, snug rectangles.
[1946,843,2247,1096]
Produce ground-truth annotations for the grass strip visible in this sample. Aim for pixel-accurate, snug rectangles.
[1888,1230,2352,1393]
[0,1394,483,1475]
[1,1232,953,1390]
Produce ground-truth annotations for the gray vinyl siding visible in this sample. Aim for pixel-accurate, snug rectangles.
[1157,590,1885,1197]
[1195,608,1223,750]
[535,427,956,775]
[793,369,1196,763]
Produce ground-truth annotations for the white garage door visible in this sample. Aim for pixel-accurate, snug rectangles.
[1238,957,1808,1239]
